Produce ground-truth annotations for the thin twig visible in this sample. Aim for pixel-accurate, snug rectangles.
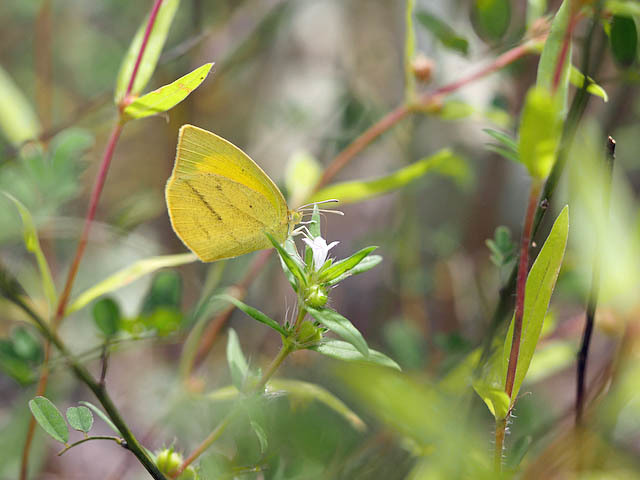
[576,136,615,425]
[57,435,125,456]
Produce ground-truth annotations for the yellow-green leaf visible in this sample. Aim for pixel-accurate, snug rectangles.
[310,149,468,205]
[123,63,214,120]
[0,65,41,147]
[472,382,510,420]
[114,0,181,103]
[518,87,562,180]
[502,206,569,404]
[3,192,56,312]
[66,252,197,315]
[569,65,608,102]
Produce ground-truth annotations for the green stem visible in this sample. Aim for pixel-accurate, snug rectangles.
[9,295,168,480]
[58,436,124,456]
[494,417,507,472]
[176,338,296,475]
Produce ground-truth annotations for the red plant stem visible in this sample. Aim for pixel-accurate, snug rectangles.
[54,122,123,324]
[505,181,542,399]
[124,0,164,101]
[551,12,580,94]
[315,37,541,190]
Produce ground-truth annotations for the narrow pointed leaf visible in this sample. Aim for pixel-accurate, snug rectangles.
[310,149,466,205]
[318,246,377,283]
[415,10,469,55]
[266,232,306,288]
[218,294,286,336]
[569,66,608,102]
[227,328,249,391]
[471,381,510,420]
[327,255,383,286]
[29,396,69,444]
[306,308,368,357]
[250,421,268,453]
[66,406,94,433]
[115,0,181,102]
[66,253,197,315]
[483,128,518,151]
[311,339,400,371]
[124,63,214,119]
[502,206,569,403]
[3,192,57,311]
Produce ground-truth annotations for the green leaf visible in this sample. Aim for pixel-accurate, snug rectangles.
[250,420,268,453]
[79,401,121,435]
[11,326,43,364]
[0,65,41,146]
[518,86,562,180]
[0,340,36,385]
[114,0,181,102]
[306,307,369,357]
[140,271,182,315]
[266,232,307,288]
[607,0,640,16]
[318,246,377,283]
[536,0,572,111]
[311,149,466,205]
[92,297,121,337]
[66,406,93,434]
[227,328,249,391]
[311,339,400,371]
[3,192,57,311]
[610,15,638,67]
[123,63,214,119]
[415,10,469,55]
[569,66,608,102]
[285,151,322,207]
[502,206,569,403]
[217,294,287,336]
[66,252,197,315]
[471,0,511,42]
[28,396,69,444]
[483,128,518,152]
[471,381,511,420]
[485,144,521,164]
[326,255,382,286]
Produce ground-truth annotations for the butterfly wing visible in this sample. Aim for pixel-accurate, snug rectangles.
[166,125,289,262]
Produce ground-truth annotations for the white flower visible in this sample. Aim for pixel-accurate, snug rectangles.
[302,236,339,271]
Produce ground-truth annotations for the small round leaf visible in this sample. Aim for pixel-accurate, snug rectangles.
[66,406,94,433]
[28,396,69,444]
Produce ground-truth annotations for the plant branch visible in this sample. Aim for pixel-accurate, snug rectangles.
[315,37,543,190]
[576,135,615,425]
[505,180,542,399]
[58,435,125,456]
[123,0,164,102]
[480,8,604,362]
[8,294,168,480]
[177,342,294,475]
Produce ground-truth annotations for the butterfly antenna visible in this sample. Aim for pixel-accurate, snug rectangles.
[297,199,339,210]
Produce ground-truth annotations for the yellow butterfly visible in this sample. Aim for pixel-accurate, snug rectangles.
[165,125,301,262]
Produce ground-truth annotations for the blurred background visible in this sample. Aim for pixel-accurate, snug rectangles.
[1,0,640,478]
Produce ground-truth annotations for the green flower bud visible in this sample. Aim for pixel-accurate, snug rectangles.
[155,448,183,476]
[297,320,322,344]
[305,284,328,308]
